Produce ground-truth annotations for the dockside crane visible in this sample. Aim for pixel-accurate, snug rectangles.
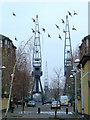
[63,15,73,95]
[44,61,48,100]
[31,15,43,101]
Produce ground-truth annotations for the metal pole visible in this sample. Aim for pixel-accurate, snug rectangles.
[75,74,77,113]
[22,81,24,113]
[81,64,84,118]
[73,77,75,112]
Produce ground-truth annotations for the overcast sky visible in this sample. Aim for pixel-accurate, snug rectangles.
[0,0,89,87]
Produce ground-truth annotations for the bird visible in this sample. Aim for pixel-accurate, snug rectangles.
[38,31,40,34]
[59,34,62,40]
[55,24,60,30]
[74,11,78,15]
[12,12,16,16]
[32,18,35,22]
[42,28,45,32]
[31,28,35,33]
[61,19,65,24]
[48,34,51,38]
[63,29,66,33]
[67,11,72,17]
[15,36,18,41]
[72,26,77,31]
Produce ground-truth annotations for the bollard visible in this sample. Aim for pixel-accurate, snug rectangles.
[38,107,40,114]
[73,102,75,112]
[66,107,68,114]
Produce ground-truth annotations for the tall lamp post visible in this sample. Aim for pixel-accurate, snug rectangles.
[70,59,81,113]
[70,74,75,112]
[73,59,84,118]
[80,63,84,118]
[70,70,77,113]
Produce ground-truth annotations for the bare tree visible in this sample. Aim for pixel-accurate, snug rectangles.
[12,45,33,112]
[50,67,65,100]
[49,67,65,118]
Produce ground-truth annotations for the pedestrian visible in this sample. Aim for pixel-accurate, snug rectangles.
[17,100,18,108]
[11,102,15,113]
[25,102,26,106]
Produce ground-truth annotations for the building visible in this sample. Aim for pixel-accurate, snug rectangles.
[77,35,90,119]
[0,34,16,111]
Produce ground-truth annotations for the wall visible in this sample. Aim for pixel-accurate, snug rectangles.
[1,98,8,110]
[88,60,90,115]
[77,99,82,113]
[82,60,90,115]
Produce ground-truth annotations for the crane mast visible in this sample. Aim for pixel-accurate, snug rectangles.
[64,15,73,95]
[44,61,49,100]
[44,61,48,91]
[31,15,43,99]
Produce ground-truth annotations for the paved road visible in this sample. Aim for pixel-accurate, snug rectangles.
[2,102,83,120]
[5,102,73,115]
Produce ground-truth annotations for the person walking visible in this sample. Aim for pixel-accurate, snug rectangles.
[11,102,15,113]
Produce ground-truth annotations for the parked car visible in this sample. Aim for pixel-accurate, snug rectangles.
[47,100,53,104]
[17,100,22,105]
[51,101,60,109]
[27,100,36,107]
[43,100,53,104]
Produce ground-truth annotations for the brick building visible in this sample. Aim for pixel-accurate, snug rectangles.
[0,34,16,96]
[0,34,16,110]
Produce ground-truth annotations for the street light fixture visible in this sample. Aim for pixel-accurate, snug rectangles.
[70,75,74,85]
[74,59,80,63]
[70,74,74,78]
[10,74,14,78]
[1,66,6,69]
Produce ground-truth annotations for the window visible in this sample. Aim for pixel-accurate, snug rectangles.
[5,39,7,45]
[35,68,39,70]
[2,40,5,48]
[86,39,88,47]
[8,41,10,48]
[0,40,2,47]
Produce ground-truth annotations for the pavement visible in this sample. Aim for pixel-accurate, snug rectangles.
[1,104,88,120]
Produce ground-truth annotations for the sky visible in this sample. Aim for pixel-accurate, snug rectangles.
[0,0,89,88]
